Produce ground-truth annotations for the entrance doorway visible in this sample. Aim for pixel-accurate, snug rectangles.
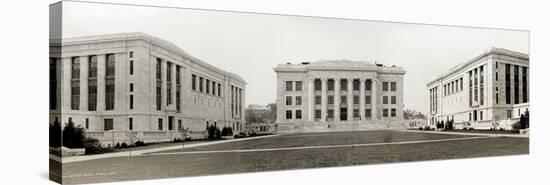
[340,108,347,121]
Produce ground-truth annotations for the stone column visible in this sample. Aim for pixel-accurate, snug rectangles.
[172,63,177,108]
[321,78,327,122]
[80,56,89,111]
[371,79,377,120]
[97,55,106,113]
[359,79,366,121]
[308,78,314,121]
[62,57,72,110]
[347,78,353,121]
[334,78,340,121]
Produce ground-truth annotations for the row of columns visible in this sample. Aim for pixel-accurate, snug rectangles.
[307,78,378,122]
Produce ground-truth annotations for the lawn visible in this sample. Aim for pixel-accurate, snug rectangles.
[61,130,529,184]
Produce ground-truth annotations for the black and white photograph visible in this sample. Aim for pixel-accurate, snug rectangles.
[45,1,534,184]
[3,0,550,185]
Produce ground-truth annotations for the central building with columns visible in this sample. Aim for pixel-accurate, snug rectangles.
[273,60,406,133]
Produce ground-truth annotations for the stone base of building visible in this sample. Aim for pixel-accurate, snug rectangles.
[274,120,407,134]
[85,130,208,147]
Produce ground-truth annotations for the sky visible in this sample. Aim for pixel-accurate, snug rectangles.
[60,1,529,114]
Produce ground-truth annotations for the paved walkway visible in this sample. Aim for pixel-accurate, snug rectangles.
[57,134,279,163]
[148,136,491,156]
[397,129,530,138]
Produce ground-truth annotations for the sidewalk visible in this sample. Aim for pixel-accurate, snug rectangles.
[397,129,529,138]
[56,134,279,164]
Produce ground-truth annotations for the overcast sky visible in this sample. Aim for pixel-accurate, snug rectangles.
[61,1,528,114]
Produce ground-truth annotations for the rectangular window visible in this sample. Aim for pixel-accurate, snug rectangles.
[129,95,134,110]
[129,51,134,58]
[382,82,389,91]
[507,110,512,118]
[50,58,57,110]
[391,96,396,104]
[365,109,372,118]
[521,67,529,103]
[295,96,302,105]
[327,95,334,105]
[286,81,293,91]
[365,80,372,91]
[327,79,334,91]
[505,64,511,104]
[365,95,371,104]
[295,81,302,91]
[71,57,80,110]
[167,63,172,105]
[105,54,115,110]
[156,80,162,111]
[104,119,113,131]
[129,118,133,130]
[199,77,204,92]
[71,81,80,110]
[353,80,360,91]
[390,82,397,91]
[391,108,396,117]
[286,110,292,119]
[158,118,163,130]
[176,66,182,112]
[340,79,347,90]
[129,83,134,92]
[129,60,134,75]
[105,79,115,110]
[383,109,389,117]
[315,96,321,105]
[480,111,483,120]
[327,109,334,119]
[192,74,196,91]
[479,66,485,105]
[71,57,80,79]
[218,84,221,97]
[383,96,388,104]
[88,80,97,111]
[341,96,347,105]
[178,120,182,130]
[88,55,97,78]
[460,78,463,90]
[315,109,321,119]
[286,96,292,105]
[353,95,359,105]
[296,110,302,119]
[314,79,322,91]
[85,118,89,129]
[205,79,210,94]
[353,109,359,118]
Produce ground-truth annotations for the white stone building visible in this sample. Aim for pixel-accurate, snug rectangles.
[426,48,529,130]
[49,33,246,145]
[273,60,406,133]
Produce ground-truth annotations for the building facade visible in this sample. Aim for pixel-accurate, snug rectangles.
[426,48,529,130]
[273,60,406,133]
[49,33,246,145]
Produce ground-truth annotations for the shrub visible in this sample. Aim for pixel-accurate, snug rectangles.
[445,120,454,130]
[115,142,121,148]
[83,137,113,155]
[62,120,85,148]
[121,142,128,148]
[418,127,424,130]
[49,118,62,147]
[221,126,233,136]
[207,125,221,140]
[423,126,431,131]
[134,140,146,147]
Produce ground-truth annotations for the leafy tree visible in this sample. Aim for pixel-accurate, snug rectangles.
[207,125,221,139]
[62,120,86,148]
[49,118,61,147]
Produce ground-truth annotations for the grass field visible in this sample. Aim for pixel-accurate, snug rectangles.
[60,130,528,184]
